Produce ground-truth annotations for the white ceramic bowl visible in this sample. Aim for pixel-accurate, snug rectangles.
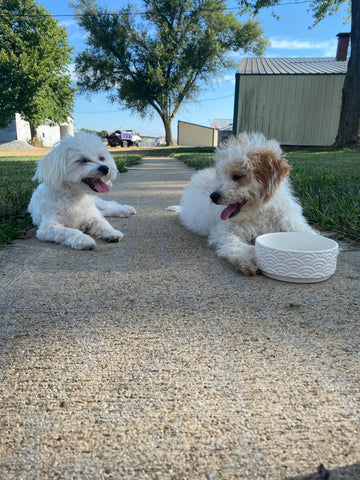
[255,232,339,283]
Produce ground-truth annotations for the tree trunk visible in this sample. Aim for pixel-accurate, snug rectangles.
[29,123,42,147]
[334,2,360,148]
[161,115,175,146]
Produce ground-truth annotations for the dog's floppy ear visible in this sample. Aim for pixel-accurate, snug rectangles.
[248,144,291,202]
[33,142,68,187]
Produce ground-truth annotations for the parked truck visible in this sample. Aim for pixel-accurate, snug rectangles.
[106,130,141,147]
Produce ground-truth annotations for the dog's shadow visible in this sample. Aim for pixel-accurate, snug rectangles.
[284,462,360,480]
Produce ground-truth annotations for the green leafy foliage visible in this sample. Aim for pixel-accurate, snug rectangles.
[71,0,268,145]
[0,0,76,129]
[239,0,348,25]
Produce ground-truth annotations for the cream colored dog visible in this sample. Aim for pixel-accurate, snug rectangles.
[28,132,136,249]
[168,133,314,275]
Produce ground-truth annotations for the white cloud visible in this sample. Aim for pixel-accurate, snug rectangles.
[59,19,77,28]
[269,37,337,57]
[214,74,235,83]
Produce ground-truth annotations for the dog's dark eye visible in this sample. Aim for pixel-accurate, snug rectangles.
[232,174,245,182]
[99,156,105,162]
[79,157,91,164]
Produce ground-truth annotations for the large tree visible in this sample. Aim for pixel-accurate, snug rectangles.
[239,0,359,148]
[72,0,268,146]
[0,0,75,142]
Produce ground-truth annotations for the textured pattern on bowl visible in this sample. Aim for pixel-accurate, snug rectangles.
[255,233,339,283]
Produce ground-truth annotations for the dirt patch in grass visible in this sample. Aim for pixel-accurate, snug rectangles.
[0,147,51,158]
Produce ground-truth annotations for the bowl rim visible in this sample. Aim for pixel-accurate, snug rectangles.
[255,232,339,254]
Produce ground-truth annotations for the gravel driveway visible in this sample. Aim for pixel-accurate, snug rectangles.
[0,157,359,480]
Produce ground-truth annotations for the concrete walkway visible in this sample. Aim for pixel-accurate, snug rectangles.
[0,157,359,480]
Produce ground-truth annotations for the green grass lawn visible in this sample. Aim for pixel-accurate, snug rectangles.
[286,151,360,241]
[174,149,360,243]
[0,157,37,245]
[0,148,359,246]
[0,154,141,246]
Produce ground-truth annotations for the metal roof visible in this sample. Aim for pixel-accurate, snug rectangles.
[237,57,348,75]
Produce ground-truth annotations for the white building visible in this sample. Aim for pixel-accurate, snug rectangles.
[0,113,74,146]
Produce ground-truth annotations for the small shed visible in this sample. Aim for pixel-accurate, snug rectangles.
[233,37,349,146]
[177,120,218,147]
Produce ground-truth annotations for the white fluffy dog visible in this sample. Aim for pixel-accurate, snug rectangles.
[169,133,315,275]
[28,132,136,250]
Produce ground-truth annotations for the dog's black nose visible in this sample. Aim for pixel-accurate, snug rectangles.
[98,165,109,175]
[210,191,221,204]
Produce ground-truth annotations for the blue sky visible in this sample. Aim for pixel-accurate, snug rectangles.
[40,0,350,139]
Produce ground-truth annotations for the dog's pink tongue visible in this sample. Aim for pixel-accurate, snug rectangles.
[221,203,239,221]
[93,179,110,193]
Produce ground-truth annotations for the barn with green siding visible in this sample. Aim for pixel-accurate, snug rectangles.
[233,35,349,146]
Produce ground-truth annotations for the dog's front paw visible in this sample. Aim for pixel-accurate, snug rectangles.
[103,230,124,243]
[71,235,97,250]
[233,257,259,276]
[218,242,259,275]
